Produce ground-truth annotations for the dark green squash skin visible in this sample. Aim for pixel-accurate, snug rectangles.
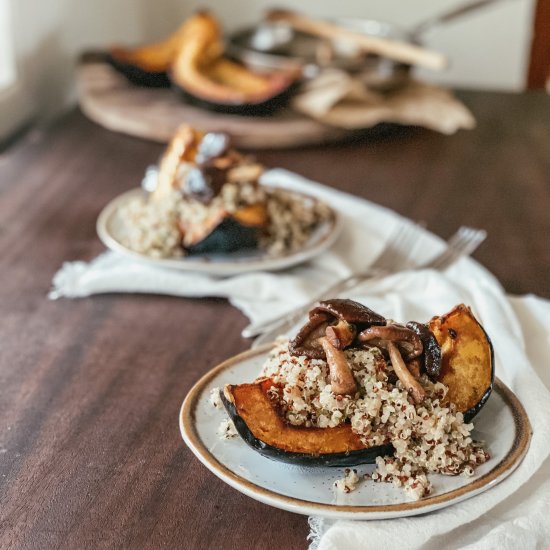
[220,389,392,467]
[463,385,493,423]
[170,79,297,116]
[106,54,171,88]
[186,218,259,255]
[462,322,495,423]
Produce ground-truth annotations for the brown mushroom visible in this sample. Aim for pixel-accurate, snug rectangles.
[310,299,386,327]
[288,313,331,359]
[407,358,422,380]
[319,337,357,396]
[289,299,385,359]
[387,342,426,403]
[357,325,423,361]
[406,321,442,378]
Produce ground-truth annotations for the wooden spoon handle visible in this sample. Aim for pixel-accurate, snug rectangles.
[267,9,448,71]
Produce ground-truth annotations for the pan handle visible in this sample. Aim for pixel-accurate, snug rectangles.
[411,0,504,39]
[266,9,447,71]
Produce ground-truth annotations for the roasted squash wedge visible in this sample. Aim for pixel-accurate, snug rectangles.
[221,379,392,466]
[182,206,267,254]
[107,21,190,87]
[153,125,204,201]
[170,12,296,114]
[429,304,494,421]
[222,303,494,466]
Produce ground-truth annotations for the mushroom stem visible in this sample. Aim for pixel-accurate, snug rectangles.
[358,325,423,361]
[407,358,422,380]
[325,320,355,349]
[319,337,357,396]
[387,341,426,403]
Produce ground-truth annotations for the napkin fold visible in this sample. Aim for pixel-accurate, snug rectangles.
[291,70,476,135]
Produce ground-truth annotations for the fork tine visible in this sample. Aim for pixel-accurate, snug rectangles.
[371,221,420,273]
[441,226,467,249]
[424,226,469,270]
[428,227,486,270]
[452,229,487,260]
[368,223,408,270]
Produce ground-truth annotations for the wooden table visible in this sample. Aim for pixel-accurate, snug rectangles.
[1,91,549,549]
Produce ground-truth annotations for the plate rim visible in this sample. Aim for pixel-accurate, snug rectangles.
[96,187,342,275]
[180,344,532,519]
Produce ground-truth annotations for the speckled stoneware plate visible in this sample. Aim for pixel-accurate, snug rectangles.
[96,187,341,276]
[180,344,531,520]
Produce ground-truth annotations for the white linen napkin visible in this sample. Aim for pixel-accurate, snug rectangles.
[307,272,550,550]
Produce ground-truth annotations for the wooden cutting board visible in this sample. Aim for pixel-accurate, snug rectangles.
[76,61,354,149]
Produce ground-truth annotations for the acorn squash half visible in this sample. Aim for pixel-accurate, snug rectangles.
[107,21,190,87]
[221,379,392,466]
[183,203,268,254]
[170,11,296,115]
[428,304,494,422]
[222,304,494,466]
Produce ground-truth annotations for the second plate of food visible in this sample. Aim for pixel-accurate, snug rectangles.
[97,125,341,276]
[97,186,340,276]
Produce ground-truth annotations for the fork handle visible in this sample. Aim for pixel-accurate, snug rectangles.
[241,270,378,338]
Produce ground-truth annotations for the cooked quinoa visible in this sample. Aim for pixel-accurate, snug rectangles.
[217,418,238,439]
[117,183,331,258]
[261,341,490,500]
[334,468,360,494]
[209,387,223,409]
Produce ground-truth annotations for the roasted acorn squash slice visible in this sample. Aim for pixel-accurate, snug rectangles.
[221,379,392,466]
[182,204,268,253]
[170,12,296,114]
[107,21,190,87]
[429,304,494,421]
[153,125,204,201]
[222,304,494,466]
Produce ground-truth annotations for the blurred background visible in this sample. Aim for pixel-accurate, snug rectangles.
[0,0,548,141]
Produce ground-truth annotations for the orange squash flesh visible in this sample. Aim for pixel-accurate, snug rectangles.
[224,381,366,455]
[170,12,295,108]
[430,304,494,417]
[231,204,268,227]
[109,21,190,73]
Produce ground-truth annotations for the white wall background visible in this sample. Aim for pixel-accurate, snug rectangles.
[2,0,537,134]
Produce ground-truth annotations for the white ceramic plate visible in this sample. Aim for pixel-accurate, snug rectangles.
[96,187,341,276]
[180,345,531,520]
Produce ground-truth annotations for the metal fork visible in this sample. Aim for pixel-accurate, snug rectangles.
[242,221,420,339]
[427,226,487,270]
[244,225,486,343]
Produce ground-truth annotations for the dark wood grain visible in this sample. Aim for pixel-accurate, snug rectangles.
[1,91,549,550]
